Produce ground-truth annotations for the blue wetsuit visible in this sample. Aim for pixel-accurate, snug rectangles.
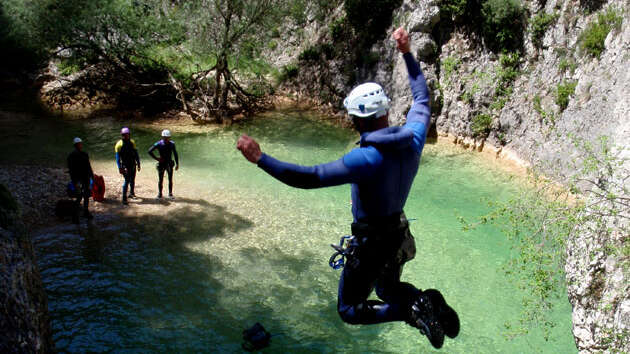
[257,52,430,325]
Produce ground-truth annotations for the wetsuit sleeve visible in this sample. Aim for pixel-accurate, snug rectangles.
[115,152,122,169]
[402,52,431,153]
[256,147,382,189]
[148,143,159,161]
[172,142,179,165]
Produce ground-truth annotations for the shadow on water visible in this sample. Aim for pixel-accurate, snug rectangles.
[33,199,261,352]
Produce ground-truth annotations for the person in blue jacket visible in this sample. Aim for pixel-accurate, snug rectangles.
[237,28,459,349]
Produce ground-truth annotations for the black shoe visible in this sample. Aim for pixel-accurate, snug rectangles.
[128,193,137,199]
[409,292,445,349]
[424,289,460,339]
[83,210,94,220]
[122,199,128,205]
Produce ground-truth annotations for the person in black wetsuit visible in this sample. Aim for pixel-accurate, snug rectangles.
[237,28,459,349]
[67,137,94,223]
[115,127,141,205]
[148,129,179,199]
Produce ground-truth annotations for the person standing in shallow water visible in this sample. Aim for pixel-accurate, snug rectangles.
[237,28,459,349]
[67,137,94,223]
[148,129,179,200]
[115,127,141,205]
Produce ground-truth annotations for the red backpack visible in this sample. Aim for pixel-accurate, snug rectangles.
[91,174,105,202]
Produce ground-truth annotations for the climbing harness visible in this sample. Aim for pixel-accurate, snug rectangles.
[329,235,355,270]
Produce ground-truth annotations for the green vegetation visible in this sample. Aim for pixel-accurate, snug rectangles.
[481,0,525,53]
[1,0,293,121]
[530,12,559,49]
[556,80,578,111]
[471,113,493,137]
[57,58,83,76]
[329,17,347,41]
[439,0,468,19]
[533,94,555,125]
[558,57,577,74]
[494,52,520,99]
[299,46,322,62]
[344,0,402,45]
[275,64,299,84]
[441,56,460,85]
[579,7,623,58]
[461,136,629,340]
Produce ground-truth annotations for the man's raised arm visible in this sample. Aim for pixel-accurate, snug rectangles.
[393,27,431,151]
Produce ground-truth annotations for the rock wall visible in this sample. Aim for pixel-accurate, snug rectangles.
[0,185,54,352]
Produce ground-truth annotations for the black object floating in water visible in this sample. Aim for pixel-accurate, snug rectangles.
[242,322,271,352]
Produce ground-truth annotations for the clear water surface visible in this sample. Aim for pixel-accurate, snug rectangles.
[10,110,575,353]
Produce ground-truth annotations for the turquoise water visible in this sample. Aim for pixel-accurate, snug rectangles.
[15,110,575,352]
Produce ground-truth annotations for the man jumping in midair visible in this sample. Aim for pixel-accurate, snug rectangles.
[237,28,459,349]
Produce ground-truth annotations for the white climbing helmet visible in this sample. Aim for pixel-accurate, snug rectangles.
[161,129,171,137]
[73,137,82,144]
[343,82,390,118]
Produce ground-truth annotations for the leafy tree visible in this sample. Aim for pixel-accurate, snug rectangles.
[164,0,285,121]
[2,0,183,109]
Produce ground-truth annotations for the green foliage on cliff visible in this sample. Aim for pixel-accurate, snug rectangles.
[481,0,525,53]
[530,12,558,49]
[579,7,623,58]
[471,113,493,137]
[461,136,630,341]
[491,51,520,110]
[344,0,402,45]
[441,56,460,85]
[555,80,577,112]
[439,0,468,19]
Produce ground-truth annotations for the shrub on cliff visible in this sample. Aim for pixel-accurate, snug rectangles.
[481,0,525,53]
[344,0,402,45]
[471,113,493,137]
[530,12,559,49]
[556,80,577,112]
[579,7,623,58]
